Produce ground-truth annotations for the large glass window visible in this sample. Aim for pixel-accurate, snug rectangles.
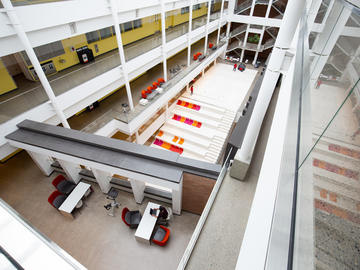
[181,7,190,14]
[99,27,112,39]
[21,41,65,64]
[123,21,133,32]
[133,19,142,29]
[85,30,100,43]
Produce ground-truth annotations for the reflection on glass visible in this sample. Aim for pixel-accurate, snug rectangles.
[210,0,222,22]
[294,2,360,270]
[123,14,162,61]
[166,8,189,43]
[192,3,208,30]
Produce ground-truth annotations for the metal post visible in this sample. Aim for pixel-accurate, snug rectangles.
[2,0,70,128]
[109,0,134,110]
[187,0,193,67]
[216,0,225,45]
[204,0,212,55]
[160,0,168,81]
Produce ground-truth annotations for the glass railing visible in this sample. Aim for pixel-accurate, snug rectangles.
[289,0,360,269]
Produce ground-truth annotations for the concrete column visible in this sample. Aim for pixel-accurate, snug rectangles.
[27,151,54,176]
[306,0,323,31]
[92,168,112,193]
[129,179,146,204]
[172,177,183,215]
[240,0,256,62]
[310,1,351,84]
[227,0,236,15]
[2,0,70,129]
[109,0,134,110]
[202,69,205,76]
[57,159,81,183]
[204,0,212,55]
[135,131,139,143]
[236,0,306,178]
[216,0,225,45]
[165,103,170,118]
[187,0,193,67]
[224,22,232,57]
[253,0,273,65]
[160,0,168,81]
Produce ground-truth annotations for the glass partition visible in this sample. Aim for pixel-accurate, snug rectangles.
[123,15,162,61]
[210,0,222,22]
[292,1,360,269]
[192,3,208,30]
[166,8,189,43]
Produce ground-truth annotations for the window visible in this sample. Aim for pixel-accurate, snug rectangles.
[22,41,65,64]
[123,21,133,32]
[193,4,201,10]
[99,27,112,39]
[85,30,100,44]
[133,19,142,29]
[181,7,189,14]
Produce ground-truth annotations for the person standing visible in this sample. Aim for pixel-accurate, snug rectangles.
[233,63,237,71]
[190,85,194,95]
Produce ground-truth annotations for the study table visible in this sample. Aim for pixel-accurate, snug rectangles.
[59,182,91,218]
[135,202,160,244]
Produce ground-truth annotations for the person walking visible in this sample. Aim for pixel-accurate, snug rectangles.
[233,63,237,71]
[190,85,194,95]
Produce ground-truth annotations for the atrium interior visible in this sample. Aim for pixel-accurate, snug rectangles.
[0,0,359,269]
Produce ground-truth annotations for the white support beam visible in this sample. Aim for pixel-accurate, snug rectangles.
[172,177,183,215]
[27,151,54,176]
[160,0,168,81]
[109,0,134,110]
[1,0,70,129]
[92,168,112,193]
[241,0,256,62]
[253,0,273,65]
[216,0,225,45]
[235,0,305,177]
[130,179,146,204]
[230,14,282,27]
[57,159,81,183]
[204,0,212,55]
[187,0,193,67]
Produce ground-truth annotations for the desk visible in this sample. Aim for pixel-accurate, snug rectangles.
[135,202,160,244]
[59,182,91,218]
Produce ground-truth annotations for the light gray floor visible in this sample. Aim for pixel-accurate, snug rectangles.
[185,83,280,270]
[0,151,199,270]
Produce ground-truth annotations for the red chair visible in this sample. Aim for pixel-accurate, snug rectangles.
[157,78,165,85]
[52,174,76,195]
[146,86,153,94]
[193,54,198,60]
[141,90,147,99]
[122,207,142,228]
[209,42,213,48]
[152,225,170,246]
[152,81,159,89]
[48,190,67,209]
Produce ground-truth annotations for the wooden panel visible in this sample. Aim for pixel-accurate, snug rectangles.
[182,173,215,215]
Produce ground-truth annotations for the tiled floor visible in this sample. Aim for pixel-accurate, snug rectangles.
[0,151,199,270]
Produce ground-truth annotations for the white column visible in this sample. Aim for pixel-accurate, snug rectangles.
[57,159,81,183]
[310,1,351,84]
[253,0,273,65]
[135,131,139,143]
[306,0,323,31]
[204,0,212,55]
[92,168,112,193]
[237,0,306,164]
[27,151,54,176]
[223,21,232,58]
[2,0,70,129]
[109,0,134,110]
[240,0,256,62]
[172,177,183,215]
[160,0,168,81]
[129,179,146,204]
[216,0,225,45]
[187,0,193,67]
[165,103,170,118]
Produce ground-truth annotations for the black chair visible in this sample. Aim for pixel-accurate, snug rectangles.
[52,175,76,195]
[121,207,142,228]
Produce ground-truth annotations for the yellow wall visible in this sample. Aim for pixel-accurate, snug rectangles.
[24,10,209,78]
[0,59,17,95]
